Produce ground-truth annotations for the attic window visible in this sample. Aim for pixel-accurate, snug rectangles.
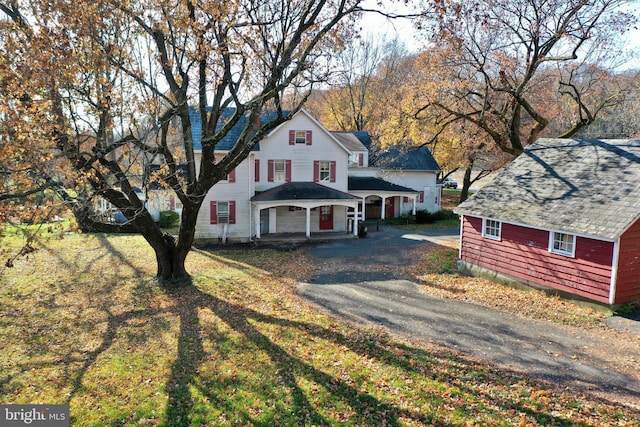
[295,131,307,144]
[482,219,501,240]
[549,232,576,257]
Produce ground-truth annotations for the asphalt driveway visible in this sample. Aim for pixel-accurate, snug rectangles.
[298,226,640,406]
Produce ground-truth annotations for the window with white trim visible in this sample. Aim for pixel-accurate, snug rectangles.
[217,201,230,224]
[319,161,331,181]
[482,219,501,240]
[295,130,308,144]
[549,232,575,257]
[273,160,285,182]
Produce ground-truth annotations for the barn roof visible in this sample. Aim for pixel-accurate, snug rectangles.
[455,138,640,240]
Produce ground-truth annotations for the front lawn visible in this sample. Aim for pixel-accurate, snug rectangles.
[1,233,638,425]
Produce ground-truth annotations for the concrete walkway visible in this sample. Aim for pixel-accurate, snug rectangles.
[297,225,640,406]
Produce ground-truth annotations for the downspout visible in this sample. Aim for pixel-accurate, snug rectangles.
[458,214,464,260]
[609,238,621,305]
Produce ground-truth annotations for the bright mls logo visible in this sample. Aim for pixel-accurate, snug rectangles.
[1,405,69,426]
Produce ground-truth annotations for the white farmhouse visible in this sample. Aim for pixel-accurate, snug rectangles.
[151,108,441,242]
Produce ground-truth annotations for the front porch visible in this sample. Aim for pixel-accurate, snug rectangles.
[256,230,359,243]
[252,182,361,239]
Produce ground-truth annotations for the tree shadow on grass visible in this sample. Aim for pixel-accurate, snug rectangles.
[161,281,634,426]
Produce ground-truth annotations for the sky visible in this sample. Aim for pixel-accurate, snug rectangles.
[359,0,640,71]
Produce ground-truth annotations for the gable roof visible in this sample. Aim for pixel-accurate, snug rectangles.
[189,107,290,151]
[348,176,417,193]
[331,132,368,152]
[370,146,440,171]
[455,138,640,240]
[252,182,360,202]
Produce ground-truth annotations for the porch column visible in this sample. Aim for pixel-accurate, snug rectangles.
[413,196,417,215]
[254,206,261,239]
[361,197,366,221]
[305,207,311,238]
[352,203,359,236]
[381,196,386,220]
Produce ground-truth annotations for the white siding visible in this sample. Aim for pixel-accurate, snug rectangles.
[255,113,350,193]
[195,155,255,241]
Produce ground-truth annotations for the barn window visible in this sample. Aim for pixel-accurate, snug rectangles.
[550,232,575,257]
[482,219,501,240]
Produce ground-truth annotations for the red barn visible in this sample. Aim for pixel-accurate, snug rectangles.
[455,138,640,306]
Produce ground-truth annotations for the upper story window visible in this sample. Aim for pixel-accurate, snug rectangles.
[273,160,286,181]
[295,131,307,144]
[482,218,501,240]
[289,130,312,145]
[319,161,331,181]
[549,232,576,257]
[268,159,291,182]
[314,160,336,183]
[349,153,365,167]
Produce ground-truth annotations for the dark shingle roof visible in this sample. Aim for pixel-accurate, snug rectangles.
[252,182,360,202]
[189,107,290,151]
[370,146,440,171]
[348,176,417,193]
[455,138,640,240]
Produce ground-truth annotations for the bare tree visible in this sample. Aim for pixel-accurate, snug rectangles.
[0,0,363,283]
[415,0,635,156]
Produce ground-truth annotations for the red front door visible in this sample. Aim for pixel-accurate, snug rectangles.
[319,206,333,230]
[385,198,395,219]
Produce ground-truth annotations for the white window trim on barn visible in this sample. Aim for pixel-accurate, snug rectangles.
[549,231,576,257]
[482,218,502,240]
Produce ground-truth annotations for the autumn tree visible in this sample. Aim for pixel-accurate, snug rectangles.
[0,0,364,283]
[414,0,635,156]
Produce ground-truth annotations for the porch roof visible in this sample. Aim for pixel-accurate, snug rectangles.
[252,182,360,202]
[348,176,417,193]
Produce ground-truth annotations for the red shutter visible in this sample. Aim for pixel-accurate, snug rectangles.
[313,160,320,183]
[170,195,175,210]
[229,201,236,224]
[285,160,292,183]
[330,160,336,183]
[229,168,236,183]
[306,130,312,145]
[254,159,260,182]
[268,159,274,182]
[358,153,364,167]
[289,130,295,145]
[210,201,217,224]
[419,191,425,203]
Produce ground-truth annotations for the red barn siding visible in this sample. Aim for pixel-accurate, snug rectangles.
[460,216,614,304]
[615,217,640,304]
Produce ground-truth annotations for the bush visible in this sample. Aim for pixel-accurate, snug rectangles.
[159,210,180,228]
[358,222,368,238]
[438,209,458,220]
[415,210,438,224]
[415,209,458,224]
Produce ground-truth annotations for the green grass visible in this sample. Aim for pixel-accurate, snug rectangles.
[1,234,638,425]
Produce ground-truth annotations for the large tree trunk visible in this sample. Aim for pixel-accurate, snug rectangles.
[146,201,201,285]
[460,167,473,203]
